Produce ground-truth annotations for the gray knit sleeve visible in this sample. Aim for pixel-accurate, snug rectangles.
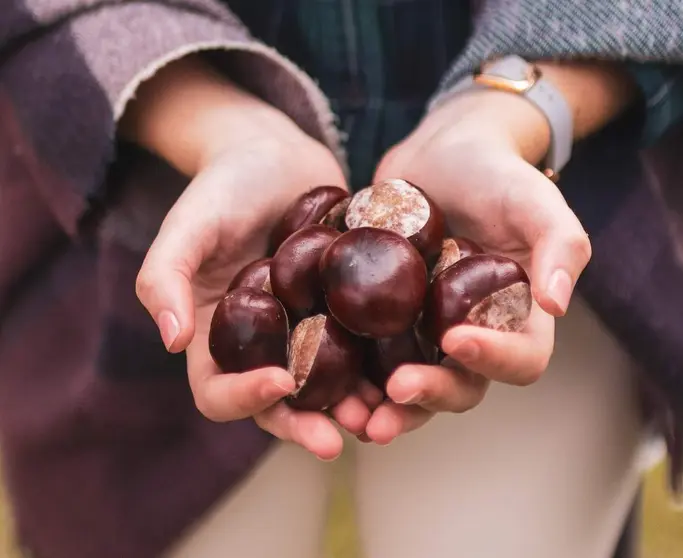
[430,0,683,111]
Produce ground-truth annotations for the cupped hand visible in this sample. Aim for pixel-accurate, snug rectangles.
[128,65,381,460]
[363,92,592,445]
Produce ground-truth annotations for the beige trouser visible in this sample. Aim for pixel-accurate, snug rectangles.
[167,297,646,558]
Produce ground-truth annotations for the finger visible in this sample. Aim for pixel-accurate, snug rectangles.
[352,380,386,442]
[364,401,434,446]
[442,318,554,386]
[373,142,415,183]
[329,394,372,436]
[531,225,592,317]
[190,365,296,422]
[386,363,490,413]
[514,164,592,316]
[136,177,222,353]
[255,403,344,461]
[356,379,386,410]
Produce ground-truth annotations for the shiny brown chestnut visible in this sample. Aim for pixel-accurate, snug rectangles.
[209,287,289,373]
[431,237,484,279]
[319,227,428,338]
[269,185,350,252]
[365,326,437,393]
[286,314,363,411]
[270,224,341,321]
[227,257,272,292]
[422,254,532,346]
[345,178,445,266]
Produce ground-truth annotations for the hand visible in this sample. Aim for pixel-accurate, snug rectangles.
[363,89,594,445]
[124,56,380,461]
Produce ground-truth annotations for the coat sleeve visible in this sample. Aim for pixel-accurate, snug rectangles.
[428,0,683,143]
[0,0,341,234]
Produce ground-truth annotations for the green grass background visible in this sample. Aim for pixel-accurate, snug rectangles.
[1,454,681,558]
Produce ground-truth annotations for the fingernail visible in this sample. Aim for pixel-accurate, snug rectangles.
[263,383,291,401]
[157,310,180,351]
[547,269,573,314]
[392,369,423,404]
[394,391,422,405]
[451,340,479,363]
[266,372,294,398]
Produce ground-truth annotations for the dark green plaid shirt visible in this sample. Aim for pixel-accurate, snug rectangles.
[229,0,470,186]
[230,0,683,188]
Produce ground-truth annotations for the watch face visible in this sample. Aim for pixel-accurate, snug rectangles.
[473,60,540,95]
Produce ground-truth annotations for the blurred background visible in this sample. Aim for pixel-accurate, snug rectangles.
[2,446,682,558]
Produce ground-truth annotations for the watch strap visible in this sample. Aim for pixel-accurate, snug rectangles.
[449,55,573,179]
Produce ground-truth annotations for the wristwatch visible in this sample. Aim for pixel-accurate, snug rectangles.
[449,55,573,181]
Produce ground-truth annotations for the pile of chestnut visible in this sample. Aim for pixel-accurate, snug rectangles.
[209,179,532,412]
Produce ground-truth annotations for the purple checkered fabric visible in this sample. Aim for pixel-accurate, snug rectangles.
[2,1,683,557]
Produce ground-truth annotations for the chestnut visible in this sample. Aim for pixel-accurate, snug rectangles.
[228,257,272,292]
[422,254,532,346]
[365,326,436,393]
[270,224,341,321]
[208,287,289,373]
[286,314,363,411]
[431,237,484,279]
[345,178,445,266]
[319,227,428,338]
[269,185,350,252]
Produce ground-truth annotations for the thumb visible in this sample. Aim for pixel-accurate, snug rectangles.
[136,180,220,353]
[531,227,592,317]
[377,141,592,317]
[522,169,592,317]
[373,142,417,184]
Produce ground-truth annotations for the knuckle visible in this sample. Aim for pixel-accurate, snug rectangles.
[135,268,155,304]
[434,392,466,413]
[513,355,550,387]
[252,413,270,433]
[416,378,442,407]
[377,142,412,177]
[569,230,593,268]
[421,372,467,413]
[448,378,489,413]
[465,376,490,408]
[438,394,474,414]
[254,404,279,426]
[255,405,291,441]
[380,144,403,168]
[445,401,471,414]
[514,368,542,387]
[193,389,224,423]
[229,399,252,421]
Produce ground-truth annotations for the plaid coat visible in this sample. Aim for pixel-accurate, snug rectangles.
[2,0,683,556]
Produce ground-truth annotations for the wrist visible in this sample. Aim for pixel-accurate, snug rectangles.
[434,59,638,169]
[195,99,312,173]
[535,60,638,140]
[432,89,552,166]
[119,54,310,176]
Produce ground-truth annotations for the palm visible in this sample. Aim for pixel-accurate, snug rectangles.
[183,140,346,378]
[373,133,582,390]
[439,183,551,348]
[189,233,272,375]
[409,142,539,263]
[140,138,380,460]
